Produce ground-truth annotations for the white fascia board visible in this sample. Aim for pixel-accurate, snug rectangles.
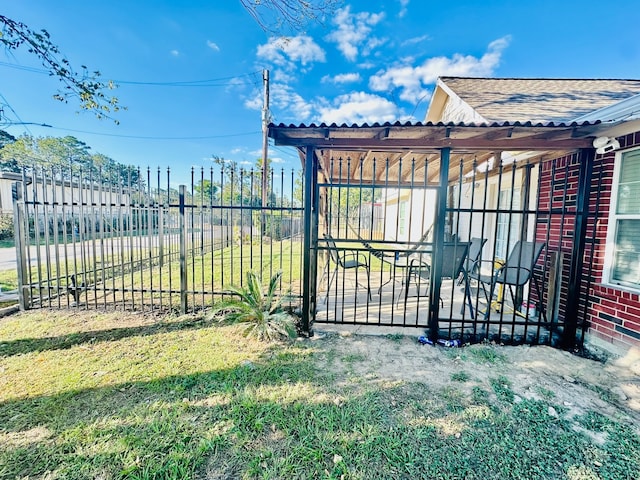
[574,93,640,123]
[574,93,640,138]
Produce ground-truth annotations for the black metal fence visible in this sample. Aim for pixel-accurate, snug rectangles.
[314,151,598,347]
[12,165,304,313]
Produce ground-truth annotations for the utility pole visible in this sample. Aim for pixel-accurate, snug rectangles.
[261,69,270,209]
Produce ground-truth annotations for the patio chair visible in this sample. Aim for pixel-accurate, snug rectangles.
[469,240,547,321]
[458,237,487,284]
[322,234,371,303]
[402,242,475,316]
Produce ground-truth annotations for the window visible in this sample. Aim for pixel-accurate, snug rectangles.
[607,149,640,289]
[495,187,521,260]
[398,200,407,237]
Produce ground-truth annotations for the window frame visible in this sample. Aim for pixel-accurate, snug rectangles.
[603,146,640,291]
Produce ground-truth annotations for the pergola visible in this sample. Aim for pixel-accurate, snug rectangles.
[269,120,603,341]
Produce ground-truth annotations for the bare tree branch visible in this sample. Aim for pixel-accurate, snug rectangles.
[239,0,341,34]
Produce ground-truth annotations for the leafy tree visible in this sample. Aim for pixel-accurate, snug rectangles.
[0,15,122,122]
[210,155,257,206]
[0,130,18,172]
[38,135,91,168]
[194,178,218,203]
[0,134,140,185]
[0,130,15,148]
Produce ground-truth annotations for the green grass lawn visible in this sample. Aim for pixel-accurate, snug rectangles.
[1,310,639,479]
[0,238,304,309]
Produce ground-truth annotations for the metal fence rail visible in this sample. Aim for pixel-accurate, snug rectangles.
[313,152,600,347]
[13,165,303,313]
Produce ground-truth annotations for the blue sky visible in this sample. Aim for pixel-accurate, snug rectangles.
[2,0,640,180]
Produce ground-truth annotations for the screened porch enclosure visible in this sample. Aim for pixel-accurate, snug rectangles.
[270,122,601,347]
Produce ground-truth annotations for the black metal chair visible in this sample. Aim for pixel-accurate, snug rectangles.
[402,242,475,316]
[470,240,547,321]
[462,237,487,280]
[322,234,371,303]
[357,226,434,294]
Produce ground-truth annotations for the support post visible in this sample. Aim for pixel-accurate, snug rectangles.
[12,182,30,310]
[428,147,451,341]
[563,148,595,349]
[301,146,316,335]
[179,185,188,314]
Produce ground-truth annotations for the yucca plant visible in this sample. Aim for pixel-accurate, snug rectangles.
[207,270,297,341]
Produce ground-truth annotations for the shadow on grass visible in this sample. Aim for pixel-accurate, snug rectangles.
[0,346,322,478]
[1,344,639,480]
[0,315,218,358]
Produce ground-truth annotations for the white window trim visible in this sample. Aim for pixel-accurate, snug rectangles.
[603,146,640,292]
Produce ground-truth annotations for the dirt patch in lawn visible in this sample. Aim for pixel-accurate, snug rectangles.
[310,328,640,426]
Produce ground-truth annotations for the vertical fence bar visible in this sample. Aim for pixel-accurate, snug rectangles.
[41,167,53,307]
[98,167,107,309]
[32,166,44,307]
[179,185,188,313]
[51,166,61,308]
[89,166,98,309]
[12,182,30,310]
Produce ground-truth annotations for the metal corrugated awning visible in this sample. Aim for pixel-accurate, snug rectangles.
[269,121,602,185]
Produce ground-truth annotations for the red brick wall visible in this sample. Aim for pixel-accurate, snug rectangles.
[537,133,640,350]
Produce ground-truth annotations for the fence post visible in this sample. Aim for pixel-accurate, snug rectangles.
[428,147,451,342]
[12,182,30,310]
[179,185,188,313]
[562,148,595,349]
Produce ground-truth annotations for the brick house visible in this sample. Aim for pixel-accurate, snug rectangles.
[426,77,640,352]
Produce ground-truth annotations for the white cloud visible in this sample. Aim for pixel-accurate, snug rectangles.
[271,83,314,121]
[369,35,511,103]
[402,34,430,47]
[206,40,220,52]
[398,0,410,18]
[257,35,326,68]
[357,61,377,69]
[244,89,263,110]
[321,72,362,84]
[170,49,180,57]
[271,157,286,164]
[317,92,401,125]
[325,6,385,62]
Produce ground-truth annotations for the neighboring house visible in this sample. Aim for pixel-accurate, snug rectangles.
[426,77,640,351]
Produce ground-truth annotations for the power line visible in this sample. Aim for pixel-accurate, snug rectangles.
[45,125,262,140]
[0,61,263,87]
[0,92,34,136]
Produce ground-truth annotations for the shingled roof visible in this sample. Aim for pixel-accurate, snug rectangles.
[427,77,640,124]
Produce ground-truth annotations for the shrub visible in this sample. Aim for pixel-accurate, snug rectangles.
[0,214,14,240]
[207,270,297,342]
